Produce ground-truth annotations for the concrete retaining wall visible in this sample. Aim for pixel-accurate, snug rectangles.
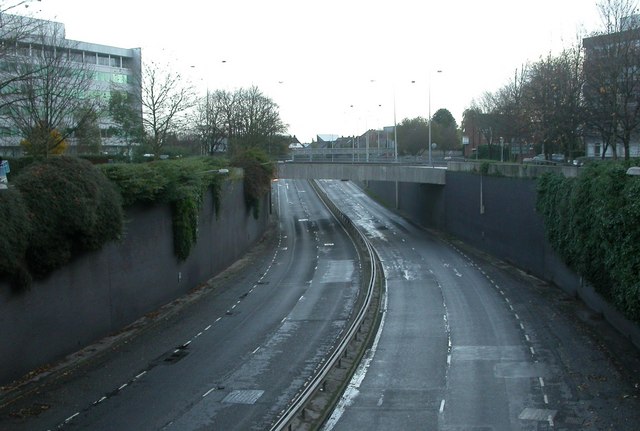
[0,180,269,385]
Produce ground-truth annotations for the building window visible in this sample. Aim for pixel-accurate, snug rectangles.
[595,143,601,157]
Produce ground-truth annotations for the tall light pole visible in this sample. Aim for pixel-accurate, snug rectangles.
[393,92,398,161]
[428,69,442,166]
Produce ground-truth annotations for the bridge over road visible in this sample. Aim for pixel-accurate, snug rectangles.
[276,162,447,184]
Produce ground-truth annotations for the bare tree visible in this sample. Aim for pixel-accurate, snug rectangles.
[108,90,144,157]
[524,45,584,158]
[0,6,47,113]
[139,62,195,158]
[583,0,640,159]
[232,86,287,154]
[192,90,230,155]
[2,17,99,157]
[191,86,287,156]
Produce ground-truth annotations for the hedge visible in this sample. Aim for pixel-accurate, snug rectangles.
[536,161,640,322]
[13,157,123,279]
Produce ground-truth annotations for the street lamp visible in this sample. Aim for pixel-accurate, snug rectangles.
[393,93,398,162]
[428,70,442,166]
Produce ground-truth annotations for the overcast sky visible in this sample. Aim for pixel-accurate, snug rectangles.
[31,0,604,143]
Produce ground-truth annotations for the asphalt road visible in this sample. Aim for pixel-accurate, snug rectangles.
[318,179,640,431]
[0,179,361,431]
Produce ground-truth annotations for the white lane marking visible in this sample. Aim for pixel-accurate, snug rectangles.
[252,346,261,354]
[203,387,216,398]
[377,393,384,407]
[205,325,212,331]
[215,317,222,323]
[184,340,192,346]
[439,399,446,413]
[520,323,525,330]
[530,347,536,355]
[515,314,520,320]
[539,377,545,387]
[447,354,451,365]
[118,383,128,391]
[525,334,531,342]
[544,394,549,404]
[65,412,80,423]
[135,371,147,379]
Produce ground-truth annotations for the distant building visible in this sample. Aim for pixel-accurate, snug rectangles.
[0,13,142,156]
[288,135,303,149]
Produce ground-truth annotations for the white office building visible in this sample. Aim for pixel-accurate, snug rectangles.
[0,13,142,156]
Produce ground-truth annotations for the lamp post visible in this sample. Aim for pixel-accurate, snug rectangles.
[428,70,442,166]
[394,92,398,162]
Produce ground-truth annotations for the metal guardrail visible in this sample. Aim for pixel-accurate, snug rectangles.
[269,180,381,431]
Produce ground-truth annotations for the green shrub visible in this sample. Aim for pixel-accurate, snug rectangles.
[0,188,32,289]
[101,157,227,261]
[100,162,169,206]
[231,148,273,218]
[536,162,640,322]
[14,157,123,277]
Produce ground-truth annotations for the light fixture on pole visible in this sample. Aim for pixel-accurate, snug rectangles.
[394,92,398,162]
[428,70,442,166]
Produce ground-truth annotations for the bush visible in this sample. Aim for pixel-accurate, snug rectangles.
[231,148,273,218]
[536,162,640,322]
[14,157,123,277]
[101,157,227,260]
[0,188,32,289]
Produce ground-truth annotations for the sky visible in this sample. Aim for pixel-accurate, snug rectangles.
[25,0,604,143]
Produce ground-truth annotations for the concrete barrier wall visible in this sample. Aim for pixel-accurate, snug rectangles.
[364,173,578,290]
[0,180,269,385]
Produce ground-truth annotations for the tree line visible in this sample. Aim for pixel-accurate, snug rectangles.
[462,0,640,161]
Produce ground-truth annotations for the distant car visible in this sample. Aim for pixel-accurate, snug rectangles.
[523,154,547,164]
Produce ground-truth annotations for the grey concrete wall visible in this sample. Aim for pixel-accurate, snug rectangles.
[0,180,269,385]
[365,173,579,291]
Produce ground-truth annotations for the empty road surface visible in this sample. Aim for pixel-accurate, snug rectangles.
[0,179,361,430]
[318,179,640,431]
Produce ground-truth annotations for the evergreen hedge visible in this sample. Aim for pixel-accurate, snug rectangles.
[536,162,640,322]
[100,157,229,261]
[230,148,274,219]
[0,188,31,289]
[13,157,123,279]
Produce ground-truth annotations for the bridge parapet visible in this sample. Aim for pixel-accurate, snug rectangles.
[276,162,446,185]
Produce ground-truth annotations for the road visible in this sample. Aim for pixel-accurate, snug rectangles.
[318,179,640,431]
[0,179,361,431]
